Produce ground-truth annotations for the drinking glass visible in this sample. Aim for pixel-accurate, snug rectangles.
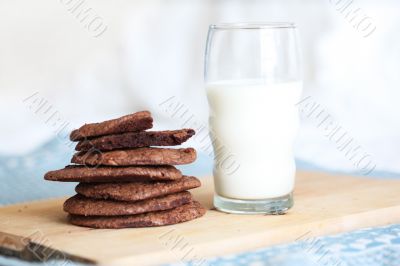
[204,22,302,214]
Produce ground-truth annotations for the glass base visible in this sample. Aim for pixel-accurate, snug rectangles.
[214,193,293,214]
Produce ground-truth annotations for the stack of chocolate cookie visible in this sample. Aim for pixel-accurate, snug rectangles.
[45,111,206,229]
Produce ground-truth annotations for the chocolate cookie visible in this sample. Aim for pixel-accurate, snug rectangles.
[76,176,201,202]
[44,165,182,182]
[70,111,153,141]
[63,192,193,216]
[75,129,195,152]
[68,201,206,228]
[71,147,196,166]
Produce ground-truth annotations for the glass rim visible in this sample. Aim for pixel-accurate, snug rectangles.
[209,22,296,30]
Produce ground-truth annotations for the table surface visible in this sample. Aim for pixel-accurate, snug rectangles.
[1,138,400,266]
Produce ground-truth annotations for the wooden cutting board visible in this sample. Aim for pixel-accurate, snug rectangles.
[1,171,400,266]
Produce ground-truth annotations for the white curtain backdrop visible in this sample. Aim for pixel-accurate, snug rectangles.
[0,0,399,173]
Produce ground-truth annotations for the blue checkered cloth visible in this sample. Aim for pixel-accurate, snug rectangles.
[1,138,399,266]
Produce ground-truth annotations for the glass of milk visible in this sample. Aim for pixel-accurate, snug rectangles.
[204,22,302,214]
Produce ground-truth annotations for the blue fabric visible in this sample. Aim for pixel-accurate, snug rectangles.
[0,138,399,266]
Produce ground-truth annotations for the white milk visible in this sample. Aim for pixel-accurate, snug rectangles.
[206,80,302,200]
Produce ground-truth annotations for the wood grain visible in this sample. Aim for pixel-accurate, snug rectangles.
[1,171,400,265]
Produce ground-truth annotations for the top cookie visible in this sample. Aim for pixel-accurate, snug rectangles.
[70,111,153,141]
